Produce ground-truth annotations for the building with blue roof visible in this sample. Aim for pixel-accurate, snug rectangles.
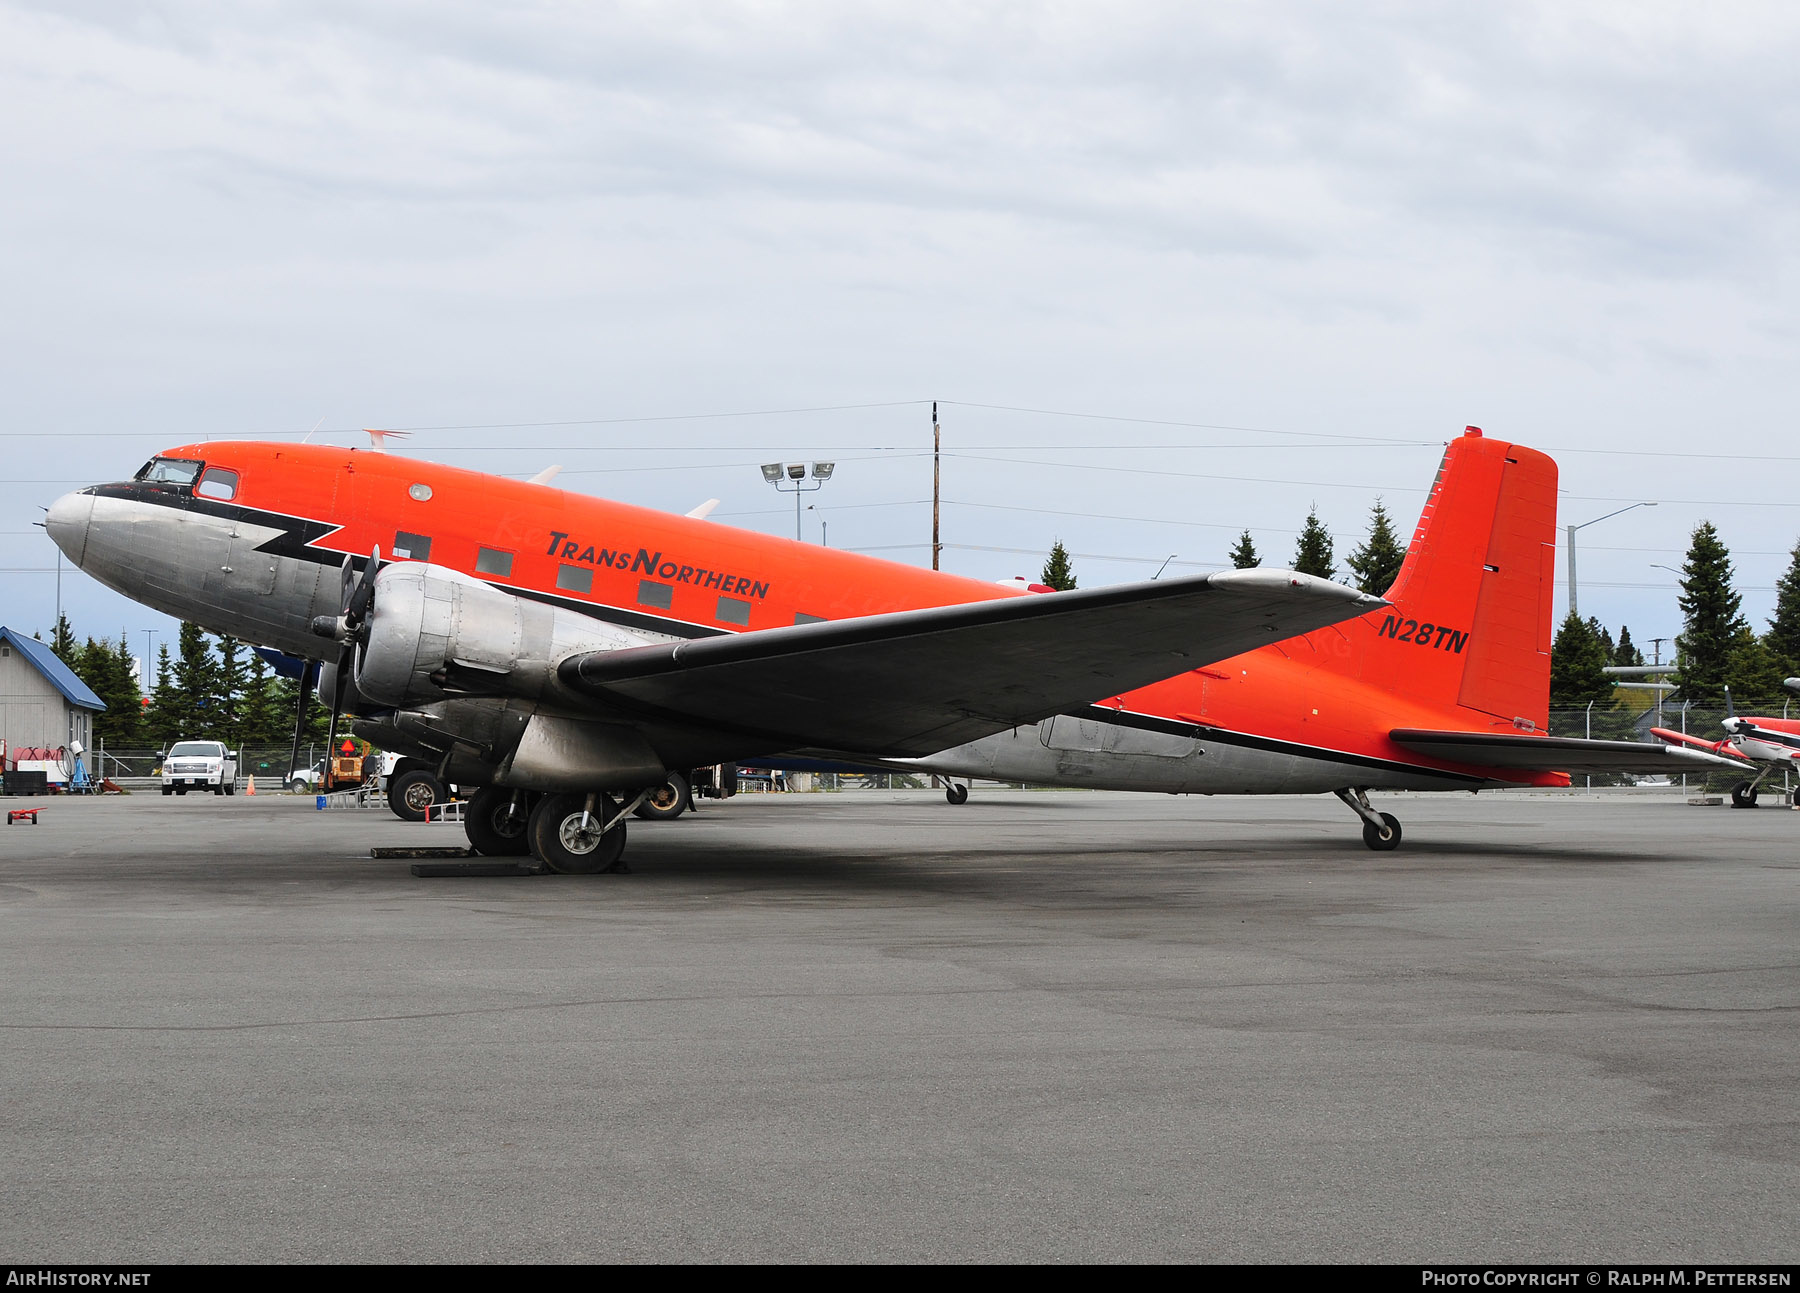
[0,626,106,762]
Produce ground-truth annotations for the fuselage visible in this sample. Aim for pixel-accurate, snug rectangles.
[46,440,1553,792]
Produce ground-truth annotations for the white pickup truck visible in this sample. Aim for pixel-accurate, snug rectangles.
[161,741,239,796]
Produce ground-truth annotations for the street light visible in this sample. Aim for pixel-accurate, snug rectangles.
[1567,502,1656,620]
[761,462,835,541]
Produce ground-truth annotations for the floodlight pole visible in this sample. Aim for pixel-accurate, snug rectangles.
[1566,501,1656,620]
[932,402,941,571]
[762,464,831,540]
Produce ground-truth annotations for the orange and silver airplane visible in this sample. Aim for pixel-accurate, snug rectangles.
[45,426,1735,871]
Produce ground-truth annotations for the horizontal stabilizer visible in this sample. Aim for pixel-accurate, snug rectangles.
[562,569,1385,756]
[1390,728,1752,773]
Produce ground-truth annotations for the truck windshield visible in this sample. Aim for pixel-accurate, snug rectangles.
[168,743,223,757]
[135,458,204,487]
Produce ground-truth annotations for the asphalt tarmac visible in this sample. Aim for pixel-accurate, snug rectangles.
[1,788,1795,1263]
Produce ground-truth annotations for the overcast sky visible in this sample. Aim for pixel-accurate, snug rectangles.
[4,1,1797,672]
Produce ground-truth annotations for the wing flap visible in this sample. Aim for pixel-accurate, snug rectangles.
[561,569,1383,756]
[1391,728,1752,773]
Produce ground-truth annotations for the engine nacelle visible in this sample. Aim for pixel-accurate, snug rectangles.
[353,562,655,709]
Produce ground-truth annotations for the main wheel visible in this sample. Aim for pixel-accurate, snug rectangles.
[1361,812,1402,851]
[1731,781,1759,808]
[945,783,969,805]
[388,767,446,823]
[529,792,627,875]
[633,773,690,821]
[463,786,534,857]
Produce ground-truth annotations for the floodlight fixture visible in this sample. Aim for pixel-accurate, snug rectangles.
[760,463,783,483]
[786,463,806,480]
[811,461,835,481]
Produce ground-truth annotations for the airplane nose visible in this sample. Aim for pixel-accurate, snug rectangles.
[45,491,94,565]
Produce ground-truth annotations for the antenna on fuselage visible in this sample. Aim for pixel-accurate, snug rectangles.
[300,417,326,444]
[365,428,412,453]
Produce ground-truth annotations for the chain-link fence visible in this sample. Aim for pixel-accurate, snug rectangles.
[1547,699,1798,794]
[88,743,353,792]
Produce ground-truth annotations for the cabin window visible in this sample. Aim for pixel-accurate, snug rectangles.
[794,613,825,625]
[408,483,433,502]
[557,564,592,594]
[638,580,673,609]
[393,531,432,562]
[716,595,752,626]
[195,467,239,501]
[475,547,513,577]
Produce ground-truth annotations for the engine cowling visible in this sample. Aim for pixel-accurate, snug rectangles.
[352,562,655,709]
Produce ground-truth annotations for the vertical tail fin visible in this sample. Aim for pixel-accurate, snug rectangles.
[1345,429,1558,730]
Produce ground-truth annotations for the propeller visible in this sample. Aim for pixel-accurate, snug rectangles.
[308,547,383,785]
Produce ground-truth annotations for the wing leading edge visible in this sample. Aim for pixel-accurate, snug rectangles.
[1390,729,1751,774]
[561,569,1385,756]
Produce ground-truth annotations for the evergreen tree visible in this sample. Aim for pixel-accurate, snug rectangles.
[170,622,219,738]
[216,635,249,739]
[1613,625,1645,669]
[1590,618,1615,662]
[1673,522,1746,703]
[73,633,143,746]
[1290,507,1336,581]
[1228,531,1260,570]
[1724,627,1788,701]
[1550,613,1613,711]
[50,615,77,664]
[1766,539,1800,671]
[1040,541,1077,591]
[1345,498,1405,596]
[239,653,288,745]
[146,644,180,748]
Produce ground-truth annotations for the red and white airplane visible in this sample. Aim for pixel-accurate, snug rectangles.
[45,426,1738,871]
[1652,682,1800,808]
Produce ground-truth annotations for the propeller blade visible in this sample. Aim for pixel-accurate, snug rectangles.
[346,545,381,627]
[1724,685,1735,720]
[339,554,355,612]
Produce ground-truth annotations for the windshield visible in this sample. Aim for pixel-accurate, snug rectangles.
[135,458,204,486]
[168,742,223,757]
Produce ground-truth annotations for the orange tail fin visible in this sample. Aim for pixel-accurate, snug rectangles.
[1341,429,1559,730]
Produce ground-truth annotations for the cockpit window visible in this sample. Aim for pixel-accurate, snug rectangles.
[196,467,239,501]
[135,458,204,487]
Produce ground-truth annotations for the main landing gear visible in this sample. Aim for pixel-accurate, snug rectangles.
[1729,768,1777,808]
[1335,787,1402,851]
[460,785,649,875]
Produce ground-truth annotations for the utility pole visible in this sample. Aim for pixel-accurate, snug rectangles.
[932,401,941,571]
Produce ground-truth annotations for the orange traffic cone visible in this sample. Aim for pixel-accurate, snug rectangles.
[246,775,256,796]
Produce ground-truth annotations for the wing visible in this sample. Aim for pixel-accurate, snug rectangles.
[561,569,1383,756]
[1391,729,1752,773]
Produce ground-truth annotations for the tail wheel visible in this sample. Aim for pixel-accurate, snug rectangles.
[945,783,969,805]
[633,773,690,821]
[463,786,534,857]
[388,768,445,823]
[1361,812,1402,851]
[529,792,627,875]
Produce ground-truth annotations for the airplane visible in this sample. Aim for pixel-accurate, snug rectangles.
[1651,682,1800,808]
[44,427,1740,872]
[44,439,1383,871]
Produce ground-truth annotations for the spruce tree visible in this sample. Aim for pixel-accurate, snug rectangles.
[1590,618,1615,661]
[1550,613,1614,712]
[1291,507,1336,581]
[1724,627,1788,702]
[1345,498,1405,596]
[1040,541,1077,591]
[1766,539,1800,671]
[1228,531,1260,570]
[1673,522,1746,703]
[73,634,143,746]
[50,615,77,664]
[146,644,180,748]
[216,635,249,739]
[171,622,219,738]
[1613,625,1645,669]
[239,653,287,745]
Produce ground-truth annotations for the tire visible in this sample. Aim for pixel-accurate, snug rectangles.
[1361,812,1402,851]
[719,763,739,798]
[633,773,690,821]
[463,786,535,857]
[1730,781,1759,809]
[224,782,234,796]
[288,779,308,794]
[388,768,445,823]
[529,791,627,875]
[161,786,172,796]
[175,787,187,796]
[945,783,969,805]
